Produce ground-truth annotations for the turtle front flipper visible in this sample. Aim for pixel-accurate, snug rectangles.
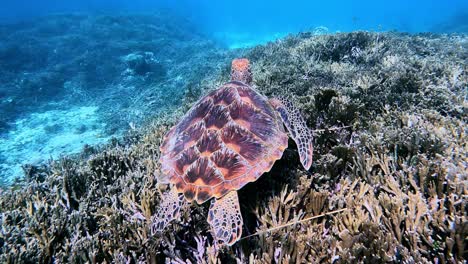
[151,187,185,234]
[207,191,243,246]
[270,98,314,170]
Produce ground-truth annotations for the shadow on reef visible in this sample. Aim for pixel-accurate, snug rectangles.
[0,30,467,263]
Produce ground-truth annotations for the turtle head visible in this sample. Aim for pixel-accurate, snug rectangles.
[231,58,252,85]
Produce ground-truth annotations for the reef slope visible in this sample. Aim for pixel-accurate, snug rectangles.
[0,13,236,182]
[0,31,467,263]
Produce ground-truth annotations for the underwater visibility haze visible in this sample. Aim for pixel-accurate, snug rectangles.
[0,0,467,263]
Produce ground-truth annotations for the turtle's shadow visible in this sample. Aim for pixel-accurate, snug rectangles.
[215,141,302,262]
[238,139,302,237]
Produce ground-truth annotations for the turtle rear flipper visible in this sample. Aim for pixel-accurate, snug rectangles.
[151,187,185,234]
[270,98,314,170]
[207,191,243,246]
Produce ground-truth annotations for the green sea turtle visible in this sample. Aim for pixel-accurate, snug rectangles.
[154,58,313,246]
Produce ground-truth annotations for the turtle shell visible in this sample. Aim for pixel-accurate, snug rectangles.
[160,81,288,204]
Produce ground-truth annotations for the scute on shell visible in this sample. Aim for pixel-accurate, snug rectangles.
[160,82,288,204]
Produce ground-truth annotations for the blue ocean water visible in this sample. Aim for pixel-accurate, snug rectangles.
[2,0,468,47]
[0,0,467,184]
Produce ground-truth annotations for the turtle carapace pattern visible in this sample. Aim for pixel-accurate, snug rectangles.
[154,58,314,246]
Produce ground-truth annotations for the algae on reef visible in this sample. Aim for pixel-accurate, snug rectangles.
[0,30,467,263]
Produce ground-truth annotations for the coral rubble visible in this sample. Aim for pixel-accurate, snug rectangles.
[0,30,466,263]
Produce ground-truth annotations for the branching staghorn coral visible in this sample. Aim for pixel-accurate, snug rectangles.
[0,31,467,263]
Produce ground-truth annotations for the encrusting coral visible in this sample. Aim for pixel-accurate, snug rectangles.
[0,31,467,263]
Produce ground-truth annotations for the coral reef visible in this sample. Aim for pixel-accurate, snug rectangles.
[1,31,467,263]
